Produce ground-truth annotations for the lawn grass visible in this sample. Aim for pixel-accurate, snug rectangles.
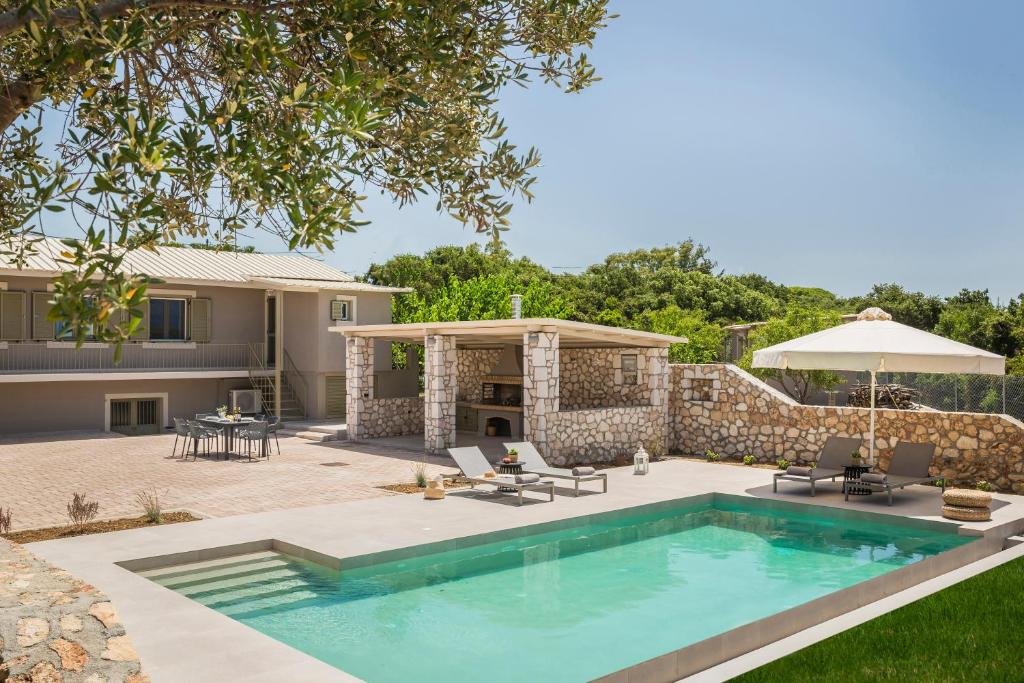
[732,555,1024,682]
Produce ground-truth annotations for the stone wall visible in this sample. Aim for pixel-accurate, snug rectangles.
[1,539,146,682]
[545,406,664,466]
[454,349,501,403]
[561,348,655,410]
[669,363,1024,493]
[350,397,424,439]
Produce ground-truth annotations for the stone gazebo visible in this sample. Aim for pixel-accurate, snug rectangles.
[335,319,686,464]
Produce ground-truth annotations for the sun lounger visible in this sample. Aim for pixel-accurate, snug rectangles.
[773,436,863,496]
[503,441,608,496]
[447,446,554,506]
[845,441,944,505]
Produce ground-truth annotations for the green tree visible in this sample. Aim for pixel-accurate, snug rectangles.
[400,272,572,324]
[564,241,782,324]
[845,283,944,331]
[738,307,845,403]
[0,0,611,342]
[636,306,726,364]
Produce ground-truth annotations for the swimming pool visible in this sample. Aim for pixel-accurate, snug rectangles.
[139,497,974,682]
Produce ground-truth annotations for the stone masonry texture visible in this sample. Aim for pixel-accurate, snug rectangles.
[670,363,1024,493]
[0,538,147,682]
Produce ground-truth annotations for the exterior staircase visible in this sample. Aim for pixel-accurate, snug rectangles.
[247,346,306,420]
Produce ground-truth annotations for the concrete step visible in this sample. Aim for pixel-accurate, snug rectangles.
[278,429,334,442]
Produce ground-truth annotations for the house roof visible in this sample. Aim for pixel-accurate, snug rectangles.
[0,237,409,293]
[332,318,688,349]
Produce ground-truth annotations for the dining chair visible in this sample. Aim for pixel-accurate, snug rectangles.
[238,421,269,461]
[172,417,191,457]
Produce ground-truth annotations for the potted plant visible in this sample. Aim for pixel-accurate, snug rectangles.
[217,404,228,418]
[506,447,519,463]
[850,450,863,466]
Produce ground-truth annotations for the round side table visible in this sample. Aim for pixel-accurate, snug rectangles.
[843,463,872,496]
[497,461,523,493]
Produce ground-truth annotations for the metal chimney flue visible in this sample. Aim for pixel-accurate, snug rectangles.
[510,293,523,320]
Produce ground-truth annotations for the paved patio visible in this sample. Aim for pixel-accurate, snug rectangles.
[0,431,459,532]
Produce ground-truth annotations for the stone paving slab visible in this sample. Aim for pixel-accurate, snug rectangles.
[0,432,458,532]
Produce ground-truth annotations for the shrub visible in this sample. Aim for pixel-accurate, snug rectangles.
[67,493,99,532]
[135,488,163,524]
[647,433,665,462]
[977,480,992,492]
[705,449,720,462]
[743,455,756,466]
[412,462,428,488]
[0,507,11,534]
[776,458,789,470]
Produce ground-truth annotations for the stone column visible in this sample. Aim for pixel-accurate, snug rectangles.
[345,336,374,440]
[424,334,457,454]
[523,330,559,456]
[645,346,670,454]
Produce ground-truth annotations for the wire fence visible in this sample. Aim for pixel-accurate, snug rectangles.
[851,372,1024,422]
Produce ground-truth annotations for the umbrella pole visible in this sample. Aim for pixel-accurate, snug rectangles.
[869,370,876,464]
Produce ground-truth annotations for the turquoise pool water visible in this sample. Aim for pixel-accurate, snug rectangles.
[142,498,972,682]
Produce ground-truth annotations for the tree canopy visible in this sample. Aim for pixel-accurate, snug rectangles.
[367,239,1024,382]
[1,0,610,341]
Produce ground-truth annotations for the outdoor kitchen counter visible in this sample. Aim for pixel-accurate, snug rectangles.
[461,402,523,413]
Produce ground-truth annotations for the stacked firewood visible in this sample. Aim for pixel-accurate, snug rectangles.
[846,383,918,410]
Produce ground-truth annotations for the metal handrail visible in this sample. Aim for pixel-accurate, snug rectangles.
[282,348,308,416]
[0,342,264,374]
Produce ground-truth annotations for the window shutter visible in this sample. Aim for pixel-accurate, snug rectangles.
[31,292,54,340]
[0,291,27,341]
[190,298,211,342]
[130,300,150,340]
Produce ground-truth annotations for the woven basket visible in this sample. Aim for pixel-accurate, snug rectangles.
[942,489,992,509]
[942,504,991,522]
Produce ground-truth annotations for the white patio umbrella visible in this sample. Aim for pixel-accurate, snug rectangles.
[752,307,1005,462]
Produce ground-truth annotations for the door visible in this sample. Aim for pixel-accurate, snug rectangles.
[110,398,161,436]
[266,296,277,367]
[325,376,346,419]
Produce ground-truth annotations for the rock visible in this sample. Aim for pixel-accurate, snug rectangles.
[24,661,62,683]
[125,674,151,683]
[101,635,138,663]
[84,675,108,683]
[16,617,49,647]
[59,614,83,633]
[956,436,979,450]
[89,601,120,628]
[49,639,89,672]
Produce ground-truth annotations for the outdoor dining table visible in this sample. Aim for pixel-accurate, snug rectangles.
[198,416,263,459]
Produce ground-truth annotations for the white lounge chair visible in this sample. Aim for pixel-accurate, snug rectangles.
[447,446,554,506]
[503,441,608,497]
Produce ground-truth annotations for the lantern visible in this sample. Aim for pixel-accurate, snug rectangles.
[633,445,650,475]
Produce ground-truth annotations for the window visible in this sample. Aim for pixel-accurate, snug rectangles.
[621,353,638,385]
[149,298,187,340]
[330,299,352,322]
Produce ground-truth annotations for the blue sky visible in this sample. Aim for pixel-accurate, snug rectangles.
[314,0,1024,302]
[40,1,1024,301]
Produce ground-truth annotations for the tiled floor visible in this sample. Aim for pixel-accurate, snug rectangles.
[0,431,458,531]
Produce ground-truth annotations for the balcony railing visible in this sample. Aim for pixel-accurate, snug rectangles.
[0,342,265,374]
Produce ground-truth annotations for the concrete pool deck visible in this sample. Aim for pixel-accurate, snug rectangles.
[23,459,1024,683]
